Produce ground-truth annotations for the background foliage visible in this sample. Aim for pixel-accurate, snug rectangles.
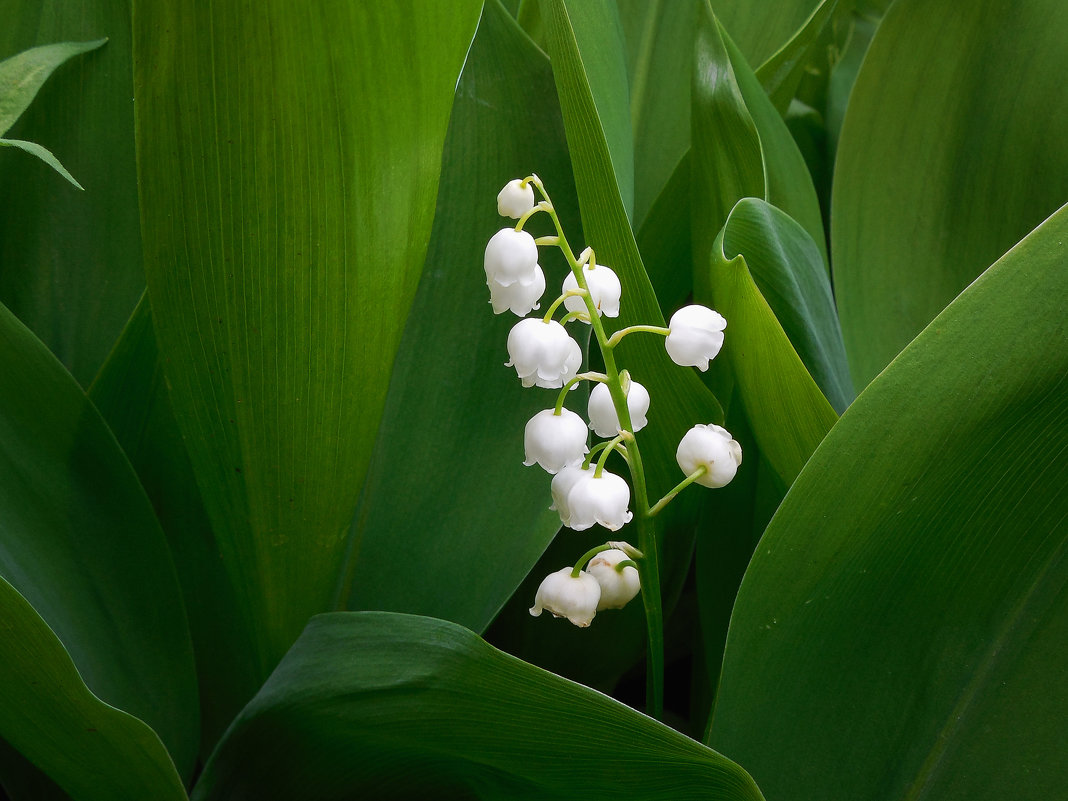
[0,1,1064,799]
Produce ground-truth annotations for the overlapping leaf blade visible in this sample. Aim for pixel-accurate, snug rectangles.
[0,579,186,801]
[0,300,197,786]
[711,204,1068,801]
[832,0,1068,389]
[194,612,765,801]
[344,0,582,633]
[0,2,141,385]
[132,0,481,684]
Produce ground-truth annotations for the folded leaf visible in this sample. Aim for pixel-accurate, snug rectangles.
[0,38,104,136]
[194,612,766,801]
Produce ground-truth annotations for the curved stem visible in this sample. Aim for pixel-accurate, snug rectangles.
[648,466,708,517]
[570,542,619,577]
[554,371,608,415]
[542,289,586,324]
[605,324,671,349]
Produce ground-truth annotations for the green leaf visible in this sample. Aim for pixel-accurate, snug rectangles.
[711,203,1068,801]
[704,199,838,487]
[0,300,197,783]
[89,295,261,756]
[709,0,823,67]
[754,0,837,115]
[0,136,83,188]
[554,0,635,220]
[0,8,139,386]
[691,3,827,274]
[344,1,582,633]
[617,0,696,227]
[0,38,104,136]
[0,578,187,801]
[832,0,1068,389]
[194,612,766,801]
[132,0,482,681]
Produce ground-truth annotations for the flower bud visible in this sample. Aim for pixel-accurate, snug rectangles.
[562,263,622,321]
[484,228,540,288]
[586,548,641,610]
[665,305,726,371]
[506,318,582,389]
[497,178,536,219]
[564,469,632,532]
[523,408,589,473]
[529,567,601,627]
[488,265,545,316]
[676,423,742,488]
[586,380,649,438]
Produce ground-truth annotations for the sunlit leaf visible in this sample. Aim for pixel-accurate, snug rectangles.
[832,0,1068,389]
[132,0,482,683]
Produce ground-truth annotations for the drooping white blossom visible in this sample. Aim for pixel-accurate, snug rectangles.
[676,424,742,488]
[488,264,545,316]
[497,178,536,219]
[529,567,601,627]
[484,228,540,288]
[562,263,622,321]
[586,380,650,438]
[664,305,726,370]
[549,464,595,527]
[586,548,641,610]
[523,408,589,473]
[506,318,582,388]
[564,469,633,532]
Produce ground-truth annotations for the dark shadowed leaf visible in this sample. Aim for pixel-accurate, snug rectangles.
[194,612,766,801]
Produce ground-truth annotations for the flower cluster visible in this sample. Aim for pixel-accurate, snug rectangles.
[485,176,743,628]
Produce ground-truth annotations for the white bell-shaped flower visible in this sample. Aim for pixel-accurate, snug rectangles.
[586,548,641,610]
[488,264,545,316]
[561,263,622,321]
[484,228,540,288]
[565,469,632,532]
[506,318,582,388]
[549,464,594,527]
[523,408,589,473]
[529,567,601,627]
[676,423,743,488]
[497,179,536,219]
[665,305,727,371]
[586,380,650,438]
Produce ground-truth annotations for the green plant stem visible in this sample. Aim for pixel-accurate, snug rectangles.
[605,324,670,349]
[531,175,664,719]
[648,466,707,517]
[554,371,608,414]
[570,543,617,577]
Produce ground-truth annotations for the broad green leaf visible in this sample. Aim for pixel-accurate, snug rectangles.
[89,295,260,756]
[832,0,1068,390]
[344,1,582,633]
[557,0,635,219]
[636,151,693,316]
[691,3,827,273]
[0,578,186,801]
[0,5,142,386]
[703,199,838,487]
[133,1,481,681]
[709,0,823,67]
[617,0,695,227]
[0,137,82,188]
[0,300,197,782]
[540,0,724,710]
[194,612,766,801]
[711,203,1068,801]
[0,39,104,136]
[754,0,837,115]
